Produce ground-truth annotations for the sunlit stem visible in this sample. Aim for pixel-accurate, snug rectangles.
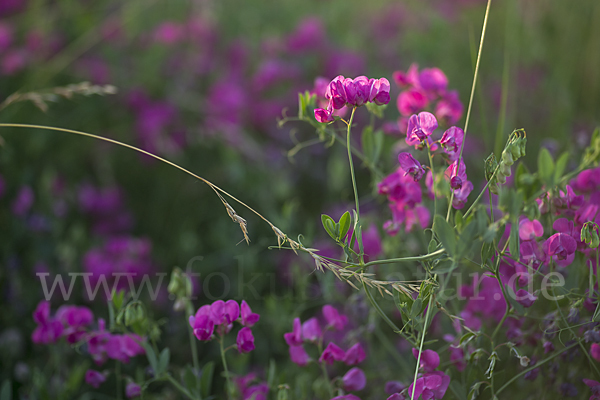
[219,338,233,399]
[185,302,202,394]
[345,107,364,263]
[410,294,435,400]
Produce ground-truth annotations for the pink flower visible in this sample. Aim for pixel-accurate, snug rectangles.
[419,68,448,94]
[392,63,419,88]
[412,348,440,372]
[189,314,214,341]
[407,371,450,400]
[85,370,107,388]
[406,112,438,145]
[301,318,322,342]
[515,289,537,308]
[519,218,544,241]
[343,367,366,391]
[237,327,255,353]
[319,342,346,365]
[31,301,63,345]
[56,305,94,344]
[125,382,141,398]
[315,107,335,123]
[543,233,577,267]
[591,344,600,362]
[397,89,428,116]
[445,160,467,190]
[289,345,311,366]
[284,318,303,346]
[398,153,425,182]
[240,300,260,327]
[344,343,366,365]
[439,127,464,162]
[452,180,473,210]
[435,90,463,125]
[322,305,348,331]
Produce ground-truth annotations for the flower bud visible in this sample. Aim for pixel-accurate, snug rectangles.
[502,149,514,166]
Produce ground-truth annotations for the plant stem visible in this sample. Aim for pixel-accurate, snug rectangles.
[186,302,201,394]
[446,0,493,222]
[362,280,403,335]
[426,142,438,217]
[219,338,233,400]
[345,107,364,261]
[410,295,435,400]
[116,361,122,400]
[165,374,197,400]
[363,249,445,268]
[495,342,578,395]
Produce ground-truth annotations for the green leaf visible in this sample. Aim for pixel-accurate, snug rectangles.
[183,366,198,396]
[537,147,555,186]
[554,152,569,182]
[267,359,277,389]
[509,218,520,258]
[433,260,457,274]
[468,381,486,400]
[200,361,215,398]
[362,126,374,164]
[157,348,170,376]
[433,215,456,257]
[1,380,12,400]
[143,343,159,375]
[411,298,423,319]
[321,215,337,240]
[372,129,384,165]
[338,211,351,241]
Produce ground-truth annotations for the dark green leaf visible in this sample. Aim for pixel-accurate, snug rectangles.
[143,343,158,375]
[338,211,351,241]
[537,147,555,186]
[411,298,423,319]
[433,215,456,257]
[157,348,170,376]
[201,361,215,398]
[554,152,569,182]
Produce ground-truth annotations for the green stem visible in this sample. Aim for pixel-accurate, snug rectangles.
[364,249,445,268]
[219,339,233,400]
[165,374,197,400]
[495,342,578,395]
[410,295,435,400]
[447,0,493,222]
[116,361,122,400]
[186,302,201,394]
[426,142,438,217]
[345,107,364,261]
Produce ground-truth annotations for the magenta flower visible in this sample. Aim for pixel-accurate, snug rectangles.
[319,342,346,365]
[237,327,255,353]
[315,107,335,123]
[105,334,146,364]
[85,370,107,388]
[407,371,450,400]
[519,218,544,241]
[343,367,367,391]
[189,314,214,341]
[439,127,464,162]
[331,395,361,400]
[444,160,467,190]
[31,301,63,345]
[583,378,600,400]
[125,382,141,399]
[397,89,428,116]
[386,395,404,400]
[210,300,227,325]
[289,345,311,366]
[543,233,577,267]
[56,305,94,344]
[515,289,537,308]
[452,180,473,210]
[12,185,34,216]
[322,305,348,331]
[406,112,438,145]
[301,318,322,342]
[344,343,366,365]
[419,68,448,94]
[240,300,260,327]
[225,300,240,323]
[284,317,303,346]
[435,90,464,125]
[412,348,440,373]
[591,344,600,362]
[398,153,425,182]
[392,63,419,88]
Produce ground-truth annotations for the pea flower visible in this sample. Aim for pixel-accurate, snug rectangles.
[284,317,302,346]
[301,317,322,342]
[289,345,311,366]
[543,233,577,267]
[418,68,448,94]
[240,300,260,327]
[515,289,538,308]
[31,301,63,345]
[344,343,366,365]
[85,370,107,388]
[125,382,141,399]
[444,160,467,190]
[406,112,438,146]
[583,378,600,400]
[189,314,214,341]
[519,218,544,241]
[397,89,428,116]
[439,126,464,162]
[343,367,367,391]
[398,153,425,182]
[319,342,346,365]
[407,371,450,400]
[322,305,348,331]
[412,348,440,373]
[237,327,255,353]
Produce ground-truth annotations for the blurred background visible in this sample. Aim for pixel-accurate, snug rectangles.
[0,0,599,398]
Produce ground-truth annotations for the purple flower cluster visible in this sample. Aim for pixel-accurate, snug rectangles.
[188,299,259,353]
[314,75,390,123]
[235,373,269,400]
[385,349,449,400]
[284,305,367,398]
[393,63,463,133]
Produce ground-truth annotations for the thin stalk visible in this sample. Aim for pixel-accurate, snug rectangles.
[185,302,201,394]
[364,249,445,268]
[426,142,437,216]
[165,374,197,400]
[410,295,435,400]
[345,107,364,260]
[362,281,403,335]
[219,339,233,400]
[446,0,493,222]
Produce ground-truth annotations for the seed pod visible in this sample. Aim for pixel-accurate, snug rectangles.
[500,162,511,177]
[502,149,514,166]
[497,173,507,184]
